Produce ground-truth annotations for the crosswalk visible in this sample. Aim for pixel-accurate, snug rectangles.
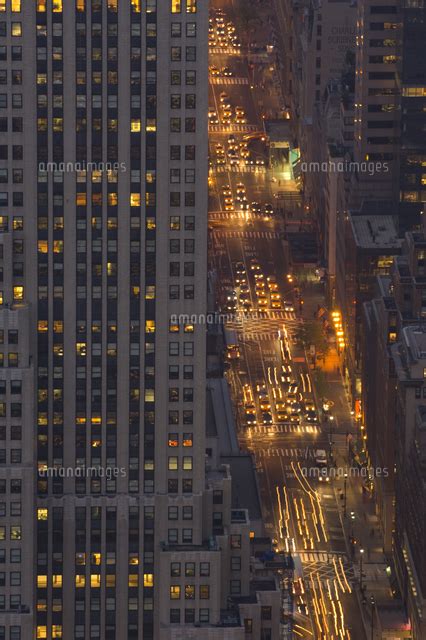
[242,331,280,342]
[209,124,261,134]
[299,552,355,585]
[250,447,306,459]
[209,47,241,55]
[245,424,320,435]
[210,76,249,85]
[211,230,280,240]
[214,164,266,174]
[299,551,344,564]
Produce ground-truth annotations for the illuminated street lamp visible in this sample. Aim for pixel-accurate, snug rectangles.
[359,548,365,593]
[343,472,348,518]
[328,415,334,457]
[370,595,376,640]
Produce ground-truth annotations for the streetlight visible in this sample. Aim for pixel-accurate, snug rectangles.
[370,595,376,640]
[343,472,348,518]
[329,415,334,458]
[359,548,365,593]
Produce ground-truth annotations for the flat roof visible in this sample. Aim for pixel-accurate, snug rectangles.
[221,454,262,522]
[207,379,239,454]
[350,215,401,250]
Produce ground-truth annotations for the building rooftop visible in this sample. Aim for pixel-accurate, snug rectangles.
[207,379,239,454]
[250,579,278,592]
[221,455,262,522]
[350,215,401,250]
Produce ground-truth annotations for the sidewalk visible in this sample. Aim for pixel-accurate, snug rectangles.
[302,280,393,639]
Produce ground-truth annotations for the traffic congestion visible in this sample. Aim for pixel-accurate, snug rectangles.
[209,3,364,638]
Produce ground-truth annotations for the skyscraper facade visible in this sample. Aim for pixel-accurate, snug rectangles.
[0,0,248,638]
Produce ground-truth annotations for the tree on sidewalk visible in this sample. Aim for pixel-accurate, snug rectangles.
[235,4,261,35]
[294,320,330,362]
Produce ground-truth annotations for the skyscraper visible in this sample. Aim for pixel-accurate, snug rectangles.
[0,0,260,638]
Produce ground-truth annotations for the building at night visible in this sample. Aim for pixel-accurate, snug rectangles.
[335,210,402,401]
[362,232,426,553]
[391,324,426,640]
[0,1,281,639]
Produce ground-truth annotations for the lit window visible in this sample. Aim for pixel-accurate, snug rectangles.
[38,321,48,333]
[146,217,156,230]
[168,434,179,447]
[106,575,116,587]
[145,320,156,334]
[12,0,22,12]
[52,627,62,639]
[145,286,155,300]
[129,554,139,565]
[37,575,48,588]
[168,457,178,471]
[76,0,85,11]
[130,193,141,207]
[75,575,85,588]
[11,23,22,37]
[10,525,21,540]
[107,0,117,10]
[145,389,155,402]
[37,508,48,520]
[171,0,181,12]
[13,286,24,301]
[37,627,47,639]
[186,0,196,12]
[128,574,138,587]
[146,119,156,132]
[76,193,87,206]
[52,0,62,11]
[52,575,62,588]
[131,0,141,11]
[183,457,193,470]
[144,573,154,587]
[183,433,193,447]
[0,1,5,11]
[170,585,180,599]
[91,574,101,588]
[131,119,141,132]
[76,343,87,356]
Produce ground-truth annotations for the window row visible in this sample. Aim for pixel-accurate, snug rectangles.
[0,547,21,562]
[0,448,21,463]
[171,561,209,577]
[170,608,209,624]
[170,584,210,600]
[0,22,22,37]
[168,456,193,470]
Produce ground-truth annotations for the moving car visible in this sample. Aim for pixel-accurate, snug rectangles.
[262,412,273,425]
[283,300,294,312]
[245,403,257,425]
[267,275,278,291]
[314,449,327,467]
[224,197,234,211]
[306,410,318,423]
[250,259,261,271]
[258,295,268,309]
[277,411,289,423]
[209,65,220,76]
[221,66,233,76]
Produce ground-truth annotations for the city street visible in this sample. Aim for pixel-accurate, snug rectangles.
[208,2,372,638]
